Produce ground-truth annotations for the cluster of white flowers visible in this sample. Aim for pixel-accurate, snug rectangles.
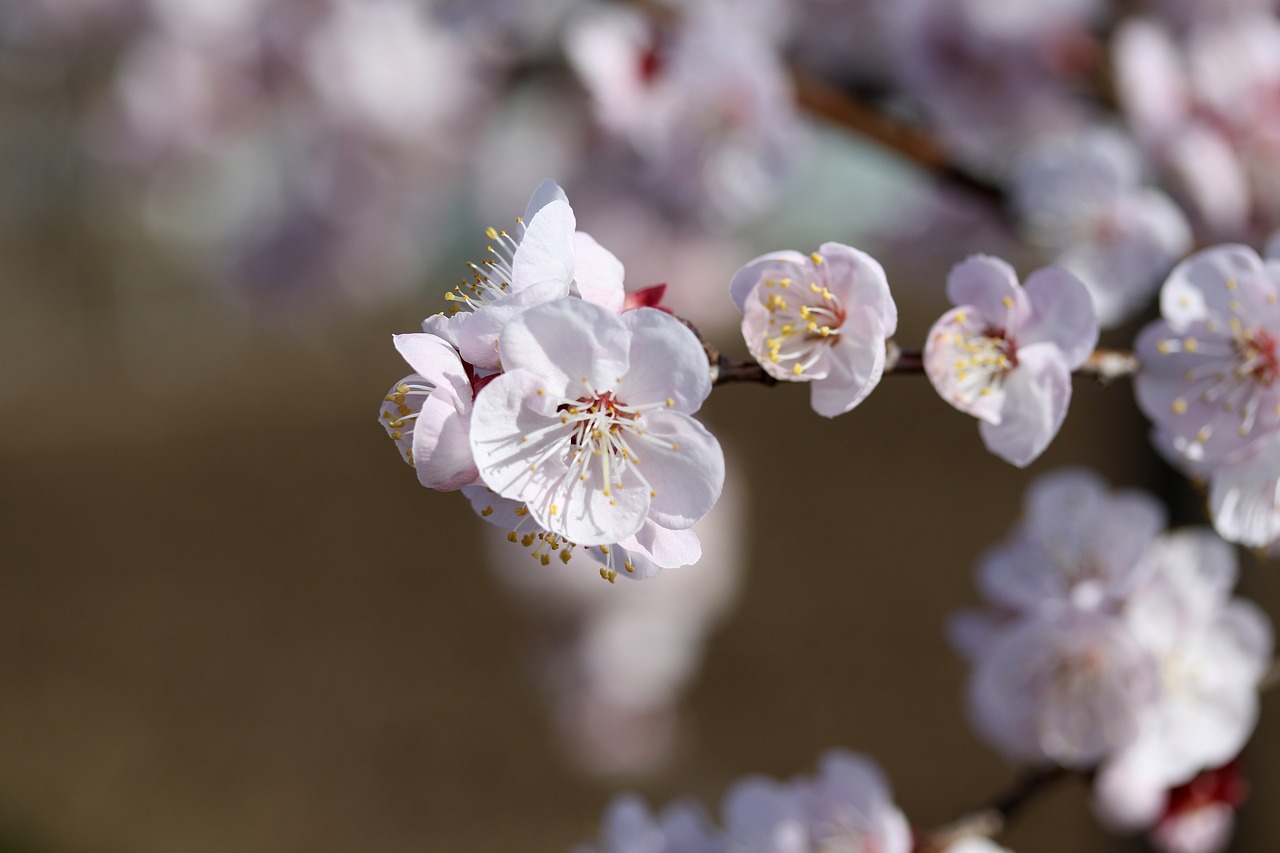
[953,469,1272,852]
[381,180,725,583]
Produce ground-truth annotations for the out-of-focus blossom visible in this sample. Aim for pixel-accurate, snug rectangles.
[486,467,743,775]
[1094,533,1270,829]
[971,469,1165,618]
[967,609,1159,767]
[943,838,1014,853]
[924,256,1098,466]
[1113,14,1280,237]
[379,333,477,490]
[1134,244,1280,546]
[1148,761,1247,853]
[565,2,802,225]
[1135,243,1280,465]
[885,0,1098,164]
[1011,128,1192,327]
[957,469,1272,841]
[573,796,720,853]
[469,298,724,548]
[730,242,897,417]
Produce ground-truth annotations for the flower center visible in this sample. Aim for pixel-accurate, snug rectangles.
[761,277,847,376]
[952,326,1017,402]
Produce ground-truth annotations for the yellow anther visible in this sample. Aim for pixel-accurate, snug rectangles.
[507,531,518,543]
[666,398,674,407]
[792,363,804,375]
[485,226,498,239]
[1184,338,1198,352]
[480,506,494,517]
[528,464,537,472]
[1157,340,1175,355]
[397,404,411,416]
[955,311,966,324]
[1003,296,1014,308]
[537,388,545,396]
[522,534,537,547]
[810,252,824,264]
[1172,398,1188,414]
[549,504,559,516]
[779,278,791,288]
[624,561,635,573]
[390,430,402,441]
[671,442,680,450]
[1226,277,1238,290]
[515,507,528,517]
[540,554,551,566]
[649,490,657,497]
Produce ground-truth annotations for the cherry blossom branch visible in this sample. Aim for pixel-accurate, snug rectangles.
[920,660,1280,851]
[790,72,1005,205]
[708,346,1139,386]
[917,766,1071,852]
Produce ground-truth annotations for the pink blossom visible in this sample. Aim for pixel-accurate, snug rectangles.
[574,795,719,853]
[924,256,1098,466]
[731,242,898,418]
[469,297,723,548]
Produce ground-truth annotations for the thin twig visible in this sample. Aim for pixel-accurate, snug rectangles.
[920,767,1070,852]
[712,347,1140,387]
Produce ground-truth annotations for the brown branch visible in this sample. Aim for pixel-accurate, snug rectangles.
[711,347,1140,387]
[918,766,1071,852]
[791,72,1005,206]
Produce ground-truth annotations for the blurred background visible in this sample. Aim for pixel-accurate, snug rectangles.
[2,0,1279,851]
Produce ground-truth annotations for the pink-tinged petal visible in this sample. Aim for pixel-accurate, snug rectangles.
[923,307,1008,424]
[512,198,576,292]
[741,284,831,383]
[617,308,711,413]
[1151,802,1235,853]
[631,410,724,531]
[468,368,571,500]
[623,522,702,570]
[456,278,570,370]
[1021,266,1099,368]
[498,298,630,398]
[948,610,1008,663]
[946,255,1031,329]
[729,249,809,310]
[413,393,477,490]
[392,333,470,398]
[572,231,626,312]
[1161,244,1267,328]
[978,343,1072,467]
[809,307,886,418]
[817,241,898,336]
[1093,750,1169,831]
[1208,437,1280,548]
[522,178,568,222]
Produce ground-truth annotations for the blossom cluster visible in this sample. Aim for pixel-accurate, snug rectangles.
[953,469,1273,852]
[730,246,1099,467]
[380,181,725,582]
[573,750,1011,853]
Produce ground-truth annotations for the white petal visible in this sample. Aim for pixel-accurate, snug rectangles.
[1020,266,1099,368]
[979,344,1072,467]
[572,231,626,312]
[809,307,886,418]
[512,198,577,292]
[728,249,810,311]
[413,393,477,491]
[618,308,711,412]
[498,298,630,398]
[631,411,724,531]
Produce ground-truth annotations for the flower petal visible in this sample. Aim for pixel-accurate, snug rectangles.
[623,522,702,570]
[512,198,577,292]
[1160,243,1267,327]
[1020,266,1099,367]
[413,393,478,490]
[817,241,897,336]
[631,410,724,531]
[392,333,470,398]
[457,278,570,370]
[498,298,630,398]
[809,306,886,418]
[617,308,711,413]
[978,344,1072,466]
[572,231,626,312]
[522,178,569,222]
[946,254,1031,329]
[729,249,810,311]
